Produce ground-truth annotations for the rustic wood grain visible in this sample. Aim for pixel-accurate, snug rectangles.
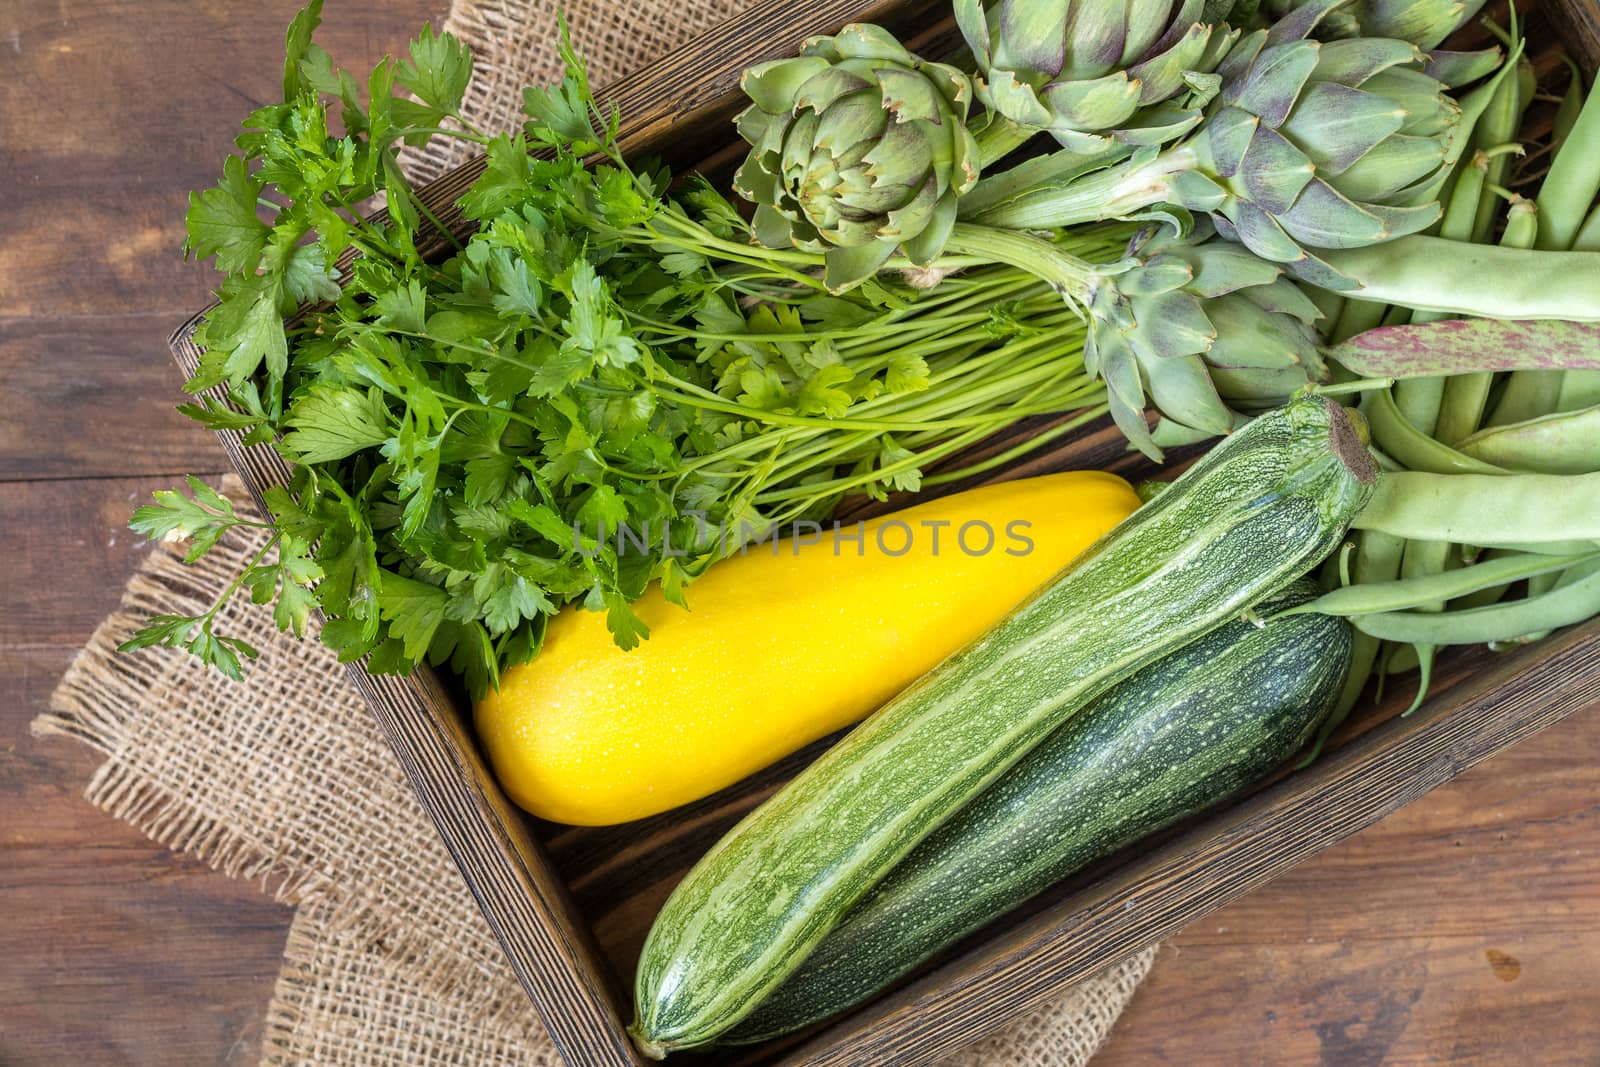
[1095,725,1600,1067]
[0,313,220,480]
[6,0,1600,1065]
[0,1,438,1062]
[0,1,445,318]
[0,477,288,1066]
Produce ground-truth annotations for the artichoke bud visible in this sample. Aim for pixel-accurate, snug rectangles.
[1265,0,1489,50]
[1165,4,1459,290]
[1087,222,1328,459]
[956,0,1237,153]
[733,24,981,291]
[1262,0,1500,88]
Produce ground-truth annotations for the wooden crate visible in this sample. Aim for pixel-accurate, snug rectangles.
[171,3,1600,1063]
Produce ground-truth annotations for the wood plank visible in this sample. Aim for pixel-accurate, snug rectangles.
[1096,719,1600,1066]
[0,313,222,480]
[0,476,290,1066]
[0,0,442,319]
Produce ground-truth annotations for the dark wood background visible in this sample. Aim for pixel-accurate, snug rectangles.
[0,1,1595,1063]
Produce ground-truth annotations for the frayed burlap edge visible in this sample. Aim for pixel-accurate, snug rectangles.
[398,0,769,183]
[38,510,331,905]
[261,904,559,1067]
[35,481,520,1009]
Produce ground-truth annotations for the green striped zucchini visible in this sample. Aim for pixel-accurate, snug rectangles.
[726,579,1352,1043]
[630,397,1375,1056]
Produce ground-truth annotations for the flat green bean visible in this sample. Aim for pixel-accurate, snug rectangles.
[1286,550,1596,617]
[1434,373,1493,446]
[1486,370,1565,427]
[1402,539,1452,583]
[1352,565,1600,644]
[1306,530,1406,764]
[1479,539,1600,556]
[1353,470,1600,543]
[1401,644,1436,715]
[1537,66,1600,252]
[1331,298,1390,345]
[1392,378,1446,439]
[1457,404,1600,474]
[1386,642,1421,674]
[1319,239,1600,321]
[1553,59,1587,150]
[1471,197,1552,435]
[1574,203,1600,255]
[1557,371,1600,412]
[1471,64,1531,243]
[1365,389,1507,475]
[1516,568,1566,643]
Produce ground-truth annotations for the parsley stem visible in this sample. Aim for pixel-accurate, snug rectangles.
[400,169,467,254]
[920,402,1111,487]
[393,126,492,145]
[200,531,283,630]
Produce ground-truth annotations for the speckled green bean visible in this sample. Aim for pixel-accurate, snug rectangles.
[1354,471,1600,543]
[1329,319,1600,381]
[1440,197,1539,444]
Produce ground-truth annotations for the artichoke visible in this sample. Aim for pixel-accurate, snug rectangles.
[1262,0,1500,86]
[955,0,1236,153]
[1183,7,1460,286]
[965,0,1466,290]
[1086,220,1328,458]
[733,24,981,291]
[1264,0,1487,50]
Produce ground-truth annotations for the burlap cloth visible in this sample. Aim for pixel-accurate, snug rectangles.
[34,4,1157,1062]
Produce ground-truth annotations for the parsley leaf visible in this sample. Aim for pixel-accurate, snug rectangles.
[279,385,392,463]
[185,155,271,275]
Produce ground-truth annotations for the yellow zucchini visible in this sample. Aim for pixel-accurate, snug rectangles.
[474,471,1140,825]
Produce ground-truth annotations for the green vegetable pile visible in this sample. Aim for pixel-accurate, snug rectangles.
[127,0,1600,702]
[127,5,1128,690]
[1283,49,1600,753]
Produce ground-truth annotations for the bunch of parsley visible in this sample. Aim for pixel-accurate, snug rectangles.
[124,4,1120,692]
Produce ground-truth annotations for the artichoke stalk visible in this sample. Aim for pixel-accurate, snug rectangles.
[961,0,1471,290]
[955,0,1239,154]
[733,24,982,292]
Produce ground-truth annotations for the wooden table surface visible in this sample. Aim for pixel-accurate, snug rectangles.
[1,1,1596,1064]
